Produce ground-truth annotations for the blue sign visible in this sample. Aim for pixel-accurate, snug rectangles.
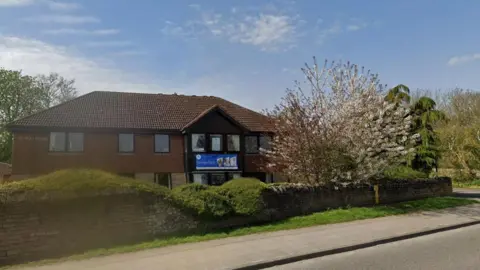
[195,154,238,170]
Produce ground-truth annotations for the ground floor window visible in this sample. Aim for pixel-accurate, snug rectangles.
[155,173,171,188]
[190,171,243,185]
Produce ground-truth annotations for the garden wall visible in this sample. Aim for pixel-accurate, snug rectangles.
[0,177,452,266]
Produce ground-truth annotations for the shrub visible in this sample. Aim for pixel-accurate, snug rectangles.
[217,178,267,216]
[0,169,169,203]
[382,166,429,180]
[171,184,233,219]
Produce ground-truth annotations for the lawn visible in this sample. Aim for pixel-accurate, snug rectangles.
[4,196,476,269]
[453,180,480,189]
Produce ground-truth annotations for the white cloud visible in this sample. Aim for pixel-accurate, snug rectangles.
[162,9,300,52]
[46,1,80,11]
[84,41,132,48]
[0,35,173,94]
[0,0,34,7]
[447,53,480,66]
[42,28,119,35]
[22,15,100,24]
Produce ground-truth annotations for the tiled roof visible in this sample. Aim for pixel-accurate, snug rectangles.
[9,91,273,132]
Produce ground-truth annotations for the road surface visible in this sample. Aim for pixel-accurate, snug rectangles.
[268,224,480,270]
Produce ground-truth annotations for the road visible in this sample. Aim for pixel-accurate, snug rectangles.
[268,224,480,270]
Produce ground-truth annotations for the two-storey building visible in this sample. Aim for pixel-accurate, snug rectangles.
[7,91,276,188]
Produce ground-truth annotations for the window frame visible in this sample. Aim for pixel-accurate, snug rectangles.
[118,133,135,153]
[209,134,223,152]
[245,134,272,154]
[49,132,85,153]
[227,134,240,152]
[154,134,170,153]
[245,135,259,154]
[67,132,84,152]
[191,133,206,153]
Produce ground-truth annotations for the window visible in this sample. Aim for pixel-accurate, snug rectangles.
[245,136,259,153]
[193,173,208,185]
[68,133,84,152]
[49,132,66,152]
[155,173,171,188]
[259,135,271,150]
[49,132,84,152]
[210,134,223,151]
[192,134,206,152]
[210,173,226,186]
[154,134,170,153]
[119,133,134,153]
[228,172,242,180]
[227,135,240,152]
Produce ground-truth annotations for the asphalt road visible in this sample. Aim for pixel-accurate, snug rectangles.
[267,224,480,270]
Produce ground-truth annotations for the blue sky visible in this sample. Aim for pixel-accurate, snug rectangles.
[0,0,478,111]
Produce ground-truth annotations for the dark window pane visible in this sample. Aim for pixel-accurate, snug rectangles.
[210,134,223,151]
[155,173,171,187]
[211,173,226,186]
[68,133,84,152]
[259,135,271,151]
[155,134,170,153]
[193,173,208,184]
[119,134,134,152]
[192,134,205,152]
[49,132,66,152]
[245,136,259,153]
[227,135,240,151]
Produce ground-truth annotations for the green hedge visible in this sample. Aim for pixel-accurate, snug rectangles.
[171,184,233,219]
[383,166,429,180]
[217,178,268,216]
[0,169,170,203]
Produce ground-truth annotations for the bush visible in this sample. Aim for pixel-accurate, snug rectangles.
[0,169,169,202]
[217,178,267,216]
[171,184,233,219]
[382,166,429,180]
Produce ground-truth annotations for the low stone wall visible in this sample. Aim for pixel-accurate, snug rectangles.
[0,178,452,266]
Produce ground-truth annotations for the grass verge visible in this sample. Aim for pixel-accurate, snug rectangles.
[453,181,480,189]
[3,196,476,269]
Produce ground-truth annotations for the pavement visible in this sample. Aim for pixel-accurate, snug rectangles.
[18,191,480,270]
[269,224,480,269]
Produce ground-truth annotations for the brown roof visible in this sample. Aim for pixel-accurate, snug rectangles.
[9,91,273,132]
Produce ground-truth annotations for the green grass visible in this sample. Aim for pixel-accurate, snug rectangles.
[453,181,480,189]
[3,196,475,269]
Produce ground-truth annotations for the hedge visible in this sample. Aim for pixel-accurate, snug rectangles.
[0,171,269,220]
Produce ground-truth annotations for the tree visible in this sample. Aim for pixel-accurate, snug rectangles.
[409,97,445,173]
[0,69,77,162]
[0,69,45,162]
[262,58,417,185]
[385,84,411,105]
[35,73,77,108]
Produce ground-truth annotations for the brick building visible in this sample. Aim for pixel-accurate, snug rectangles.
[7,91,276,187]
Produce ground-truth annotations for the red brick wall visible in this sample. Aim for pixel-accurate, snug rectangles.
[11,131,185,176]
[0,194,197,266]
[244,154,267,172]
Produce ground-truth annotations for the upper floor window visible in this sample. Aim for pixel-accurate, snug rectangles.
[259,135,271,151]
[68,133,84,152]
[49,132,84,152]
[192,134,206,152]
[119,133,134,153]
[245,136,259,154]
[246,135,272,154]
[227,135,240,152]
[154,134,170,153]
[210,134,223,151]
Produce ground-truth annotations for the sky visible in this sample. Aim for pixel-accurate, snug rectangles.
[0,0,478,111]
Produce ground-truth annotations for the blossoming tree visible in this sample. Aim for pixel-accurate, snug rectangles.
[262,58,418,185]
